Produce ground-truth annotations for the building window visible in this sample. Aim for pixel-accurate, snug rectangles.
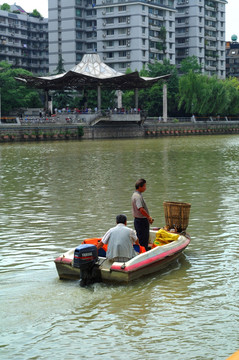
[119,63,127,68]
[76,42,82,50]
[76,54,83,62]
[76,31,82,39]
[106,7,113,13]
[76,20,82,28]
[119,39,126,46]
[107,29,114,35]
[107,40,114,46]
[118,28,126,35]
[118,17,127,23]
[118,6,126,11]
[106,18,114,24]
[119,51,126,57]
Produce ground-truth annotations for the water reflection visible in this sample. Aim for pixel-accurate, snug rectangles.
[0,135,239,360]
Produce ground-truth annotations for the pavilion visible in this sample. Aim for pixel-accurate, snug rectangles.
[16,53,170,120]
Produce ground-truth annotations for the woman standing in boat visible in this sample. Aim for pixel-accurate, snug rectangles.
[131,179,154,251]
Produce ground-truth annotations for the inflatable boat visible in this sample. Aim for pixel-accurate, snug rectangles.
[54,229,191,286]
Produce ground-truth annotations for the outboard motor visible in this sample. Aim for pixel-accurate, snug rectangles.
[73,244,101,286]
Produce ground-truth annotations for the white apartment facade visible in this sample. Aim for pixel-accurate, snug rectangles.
[96,0,176,72]
[0,9,48,74]
[49,0,176,73]
[49,0,227,78]
[175,0,227,78]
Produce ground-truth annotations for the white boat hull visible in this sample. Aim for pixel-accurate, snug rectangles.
[54,231,190,283]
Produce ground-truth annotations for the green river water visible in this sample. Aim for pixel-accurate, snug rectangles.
[0,135,238,359]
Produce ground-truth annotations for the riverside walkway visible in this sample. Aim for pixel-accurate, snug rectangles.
[0,114,239,142]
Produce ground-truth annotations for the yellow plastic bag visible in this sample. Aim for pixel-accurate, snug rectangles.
[153,229,179,247]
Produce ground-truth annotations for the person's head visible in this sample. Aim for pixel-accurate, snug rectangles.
[116,214,127,225]
[135,178,146,192]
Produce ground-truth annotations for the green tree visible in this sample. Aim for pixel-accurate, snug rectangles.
[52,55,67,110]
[1,3,10,11]
[222,77,239,115]
[54,55,65,75]
[180,56,202,74]
[178,71,239,116]
[139,60,179,116]
[156,26,167,54]
[0,61,42,115]
[30,9,43,18]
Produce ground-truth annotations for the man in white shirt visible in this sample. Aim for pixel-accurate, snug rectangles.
[97,214,139,262]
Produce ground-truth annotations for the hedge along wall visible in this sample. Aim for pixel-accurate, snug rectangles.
[0,125,84,142]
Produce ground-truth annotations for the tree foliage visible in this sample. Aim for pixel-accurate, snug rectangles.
[180,55,202,74]
[30,9,43,18]
[0,61,42,115]
[156,26,167,54]
[178,71,239,116]
[54,55,65,75]
[123,60,179,116]
[0,3,10,11]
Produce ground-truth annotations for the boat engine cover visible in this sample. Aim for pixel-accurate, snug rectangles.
[73,244,98,270]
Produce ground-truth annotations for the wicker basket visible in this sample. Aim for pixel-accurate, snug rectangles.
[163,201,191,232]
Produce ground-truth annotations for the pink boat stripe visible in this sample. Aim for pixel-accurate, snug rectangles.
[54,257,72,265]
[111,239,190,272]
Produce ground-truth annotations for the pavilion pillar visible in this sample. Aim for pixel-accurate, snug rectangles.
[45,90,48,113]
[117,90,122,109]
[97,85,101,111]
[134,88,138,111]
[163,82,168,122]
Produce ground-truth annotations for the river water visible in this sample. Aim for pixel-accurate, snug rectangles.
[0,135,238,360]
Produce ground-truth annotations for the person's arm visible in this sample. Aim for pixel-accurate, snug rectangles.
[139,207,154,224]
[97,228,111,250]
[97,241,104,250]
[130,230,139,245]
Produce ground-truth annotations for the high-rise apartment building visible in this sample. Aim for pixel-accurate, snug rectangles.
[226,36,239,78]
[175,0,227,79]
[49,0,176,73]
[0,7,48,75]
[97,0,175,72]
[38,0,227,79]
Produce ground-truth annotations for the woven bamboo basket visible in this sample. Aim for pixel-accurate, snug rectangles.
[163,201,191,232]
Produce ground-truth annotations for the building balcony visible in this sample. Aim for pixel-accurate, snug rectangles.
[205,4,217,12]
[205,15,217,21]
[176,42,189,48]
[205,64,217,71]
[176,21,189,27]
[205,24,216,31]
[205,55,216,61]
[149,25,161,31]
[205,35,217,41]
[149,13,164,21]
[205,45,216,51]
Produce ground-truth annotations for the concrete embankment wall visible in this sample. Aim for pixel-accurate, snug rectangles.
[0,121,239,143]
